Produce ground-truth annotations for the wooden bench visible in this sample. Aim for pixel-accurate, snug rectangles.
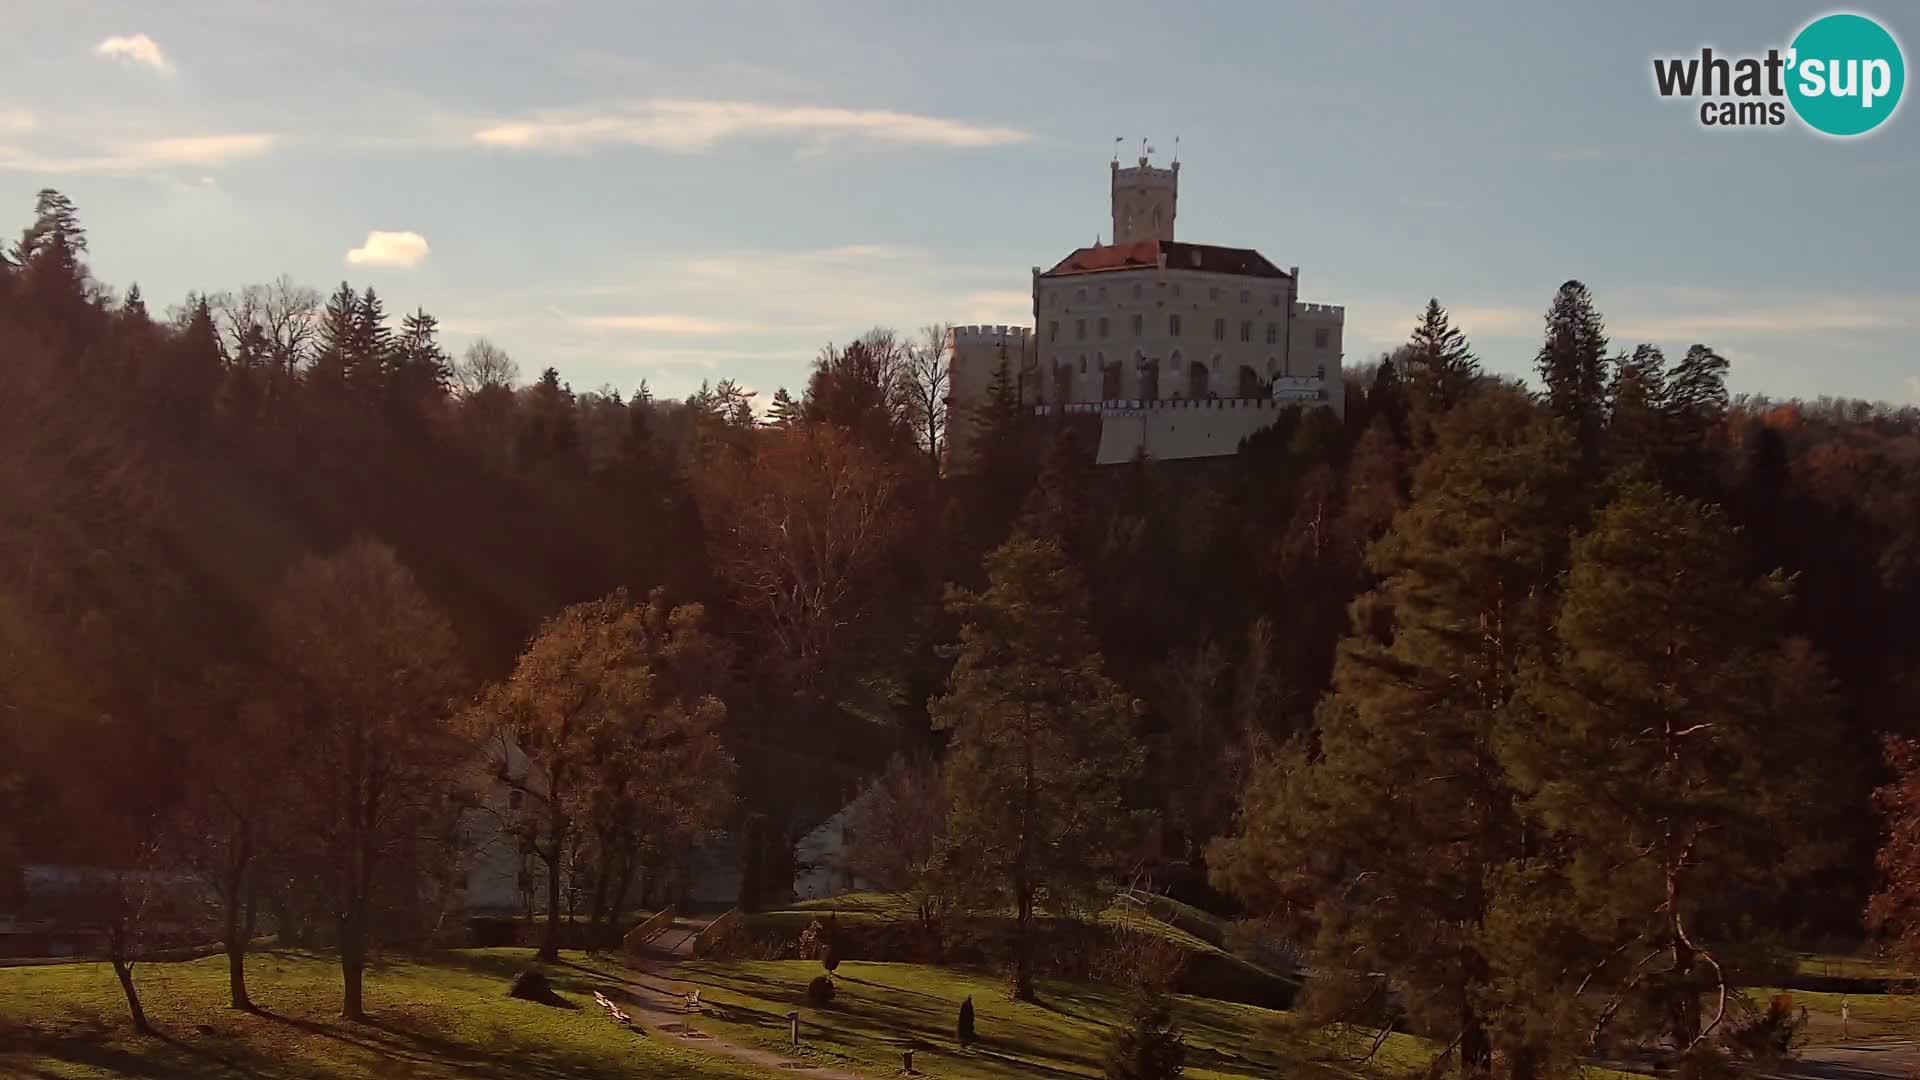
[591,990,632,1025]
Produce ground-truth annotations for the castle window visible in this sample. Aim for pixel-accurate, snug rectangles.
[1171,284,1181,298]
[1271,292,1281,306]
[1240,289,1251,304]
[1049,321,1059,342]
[1240,320,1252,343]
[1098,316,1109,338]
[1209,287,1219,301]
[1169,314,1182,337]
[1266,323,1278,345]
[1076,318,1086,340]
[1132,313,1143,336]
[1080,355,1088,373]
[1212,318,1225,341]
[1097,286,1107,300]
[1314,327,1330,348]
[1076,288,1087,302]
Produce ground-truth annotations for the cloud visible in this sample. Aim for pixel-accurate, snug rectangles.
[345,230,431,268]
[94,34,174,75]
[0,109,32,135]
[1614,298,1917,339]
[473,99,1034,154]
[0,133,276,174]
[576,314,747,335]
[1907,375,1920,404]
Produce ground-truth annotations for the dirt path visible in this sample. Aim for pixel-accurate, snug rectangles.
[1750,1041,1920,1080]
[614,916,873,1080]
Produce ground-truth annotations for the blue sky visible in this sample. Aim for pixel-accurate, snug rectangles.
[3,1,1914,407]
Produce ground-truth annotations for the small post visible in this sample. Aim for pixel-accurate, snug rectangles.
[787,1010,801,1046]
[903,1047,915,1073]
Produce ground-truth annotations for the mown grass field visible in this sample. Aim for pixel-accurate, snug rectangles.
[639,953,1438,1080]
[1746,985,1920,1045]
[0,948,757,1079]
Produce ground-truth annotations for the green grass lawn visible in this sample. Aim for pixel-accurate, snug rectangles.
[1791,951,1917,981]
[637,954,1434,1080]
[1746,986,1920,1045]
[0,947,757,1079]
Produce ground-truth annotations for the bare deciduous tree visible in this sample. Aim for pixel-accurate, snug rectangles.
[455,338,520,398]
[902,323,950,471]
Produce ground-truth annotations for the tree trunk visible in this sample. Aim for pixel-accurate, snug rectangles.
[1013,890,1035,1002]
[224,833,254,1010]
[111,954,151,1036]
[339,911,367,1021]
[1458,999,1493,1078]
[539,839,564,963]
[1669,866,1700,1049]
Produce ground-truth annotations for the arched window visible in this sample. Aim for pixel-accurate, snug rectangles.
[1152,207,1162,234]
[1054,362,1073,403]
[1139,355,1161,401]
[1187,359,1210,400]
[1103,358,1123,399]
[1080,355,1088,374]
[1237,365,1263,398]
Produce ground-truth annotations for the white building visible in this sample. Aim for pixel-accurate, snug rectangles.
[947,154,1345,468]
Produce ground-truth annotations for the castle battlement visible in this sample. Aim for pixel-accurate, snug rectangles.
[1034,397,1288,417]
[950,324,1032,345]
[1294,302,1345,320]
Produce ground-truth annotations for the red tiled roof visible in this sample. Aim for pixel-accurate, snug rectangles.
[1041,240,1291,280]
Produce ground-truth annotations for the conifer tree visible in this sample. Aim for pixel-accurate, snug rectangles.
[1606,344,1669,473]
[1211,385,1582,1077]
[310,282,358,395]
[1103,992,1188,1080]
[1402,299,1480,444]
[1535,280,1611,469]
[765,386,799,428]
[932,534,1144,1002]
[1501,482,1828,1053]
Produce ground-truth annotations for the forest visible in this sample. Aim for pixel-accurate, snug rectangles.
[4,185,1920,1076]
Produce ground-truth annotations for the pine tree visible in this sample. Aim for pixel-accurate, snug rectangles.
[1606,344,1669,473]
[932,534,1144,1002]
[309,282,358,396]
[1103,992,1187,1080]
[1211,385,1583,1078]
[1535,280,1611,470]
[389,307,451,431]
[349,287,394,403]
[1402,299,1480,444]
[1501,482,1828,1053]
[1662,345,1731,496]
[765,387,799,428]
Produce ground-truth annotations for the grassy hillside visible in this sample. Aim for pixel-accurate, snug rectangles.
[0,948,756,1079]
[649,955,1430,1080]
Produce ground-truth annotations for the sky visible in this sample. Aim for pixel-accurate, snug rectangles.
[2,1,1915,408]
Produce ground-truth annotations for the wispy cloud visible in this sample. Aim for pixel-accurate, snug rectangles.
[1614,298,1917,339]
[576,314,748,335]
[0,133,277,174]
[0,109,33,135]
[94,34,175,75]
[345,230,431,268]
[472,99,1034,154]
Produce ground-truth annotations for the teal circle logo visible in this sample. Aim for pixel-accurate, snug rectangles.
[1787,13,1905,136]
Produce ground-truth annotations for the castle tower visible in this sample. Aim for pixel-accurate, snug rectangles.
[1111,154,1178,244]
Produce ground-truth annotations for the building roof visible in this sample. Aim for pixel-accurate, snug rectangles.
[1041,239,1292,280]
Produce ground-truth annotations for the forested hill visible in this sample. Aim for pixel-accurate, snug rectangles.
[3,186,1918,942]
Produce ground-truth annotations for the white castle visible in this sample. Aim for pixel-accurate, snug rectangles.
[946,152,1345,469]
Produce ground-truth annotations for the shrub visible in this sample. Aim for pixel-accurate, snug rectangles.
[822,941,841,974]
[798,918,827,960]
[957,995,976,1046]
[1103,992,1186,1080]
[807,975,835,1004]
